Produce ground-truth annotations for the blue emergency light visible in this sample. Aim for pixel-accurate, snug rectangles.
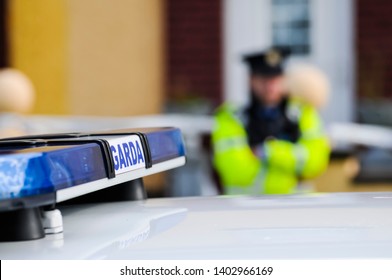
[0,127,186,241]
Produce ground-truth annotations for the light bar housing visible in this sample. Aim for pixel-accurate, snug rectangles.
[0,127,186,212]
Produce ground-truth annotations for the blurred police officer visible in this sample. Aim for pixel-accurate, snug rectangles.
[212,47,330,194]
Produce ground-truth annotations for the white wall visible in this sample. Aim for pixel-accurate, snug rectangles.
[223,0,272,106]
[223,0,355,125]
[311,0,355,124]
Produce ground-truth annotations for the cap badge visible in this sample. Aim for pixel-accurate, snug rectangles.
[265,50,281,66]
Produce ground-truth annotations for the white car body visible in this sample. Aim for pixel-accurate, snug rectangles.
[1,192,392,259]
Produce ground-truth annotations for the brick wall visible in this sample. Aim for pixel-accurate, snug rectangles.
[356,0,392,99]
[165,0,222,108]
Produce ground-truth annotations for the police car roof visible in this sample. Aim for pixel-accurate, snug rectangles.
[1,192,392,259]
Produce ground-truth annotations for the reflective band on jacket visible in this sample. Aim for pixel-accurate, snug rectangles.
[301,128,324,140]
[213,136,248,153]
[294,144,308,175]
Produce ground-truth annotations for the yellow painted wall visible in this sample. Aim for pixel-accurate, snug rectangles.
[8,0,164,116]
[314,159,392,193]
[8,0,68,114]
[8,1,166,190]
[68,0,164,116]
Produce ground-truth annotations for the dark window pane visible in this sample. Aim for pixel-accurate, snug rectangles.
[271,0,310,55]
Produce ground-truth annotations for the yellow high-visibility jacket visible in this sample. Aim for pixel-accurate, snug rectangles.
[212,99,330,195]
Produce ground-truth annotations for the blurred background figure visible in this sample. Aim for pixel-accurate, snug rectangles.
[0,68,35,138]
[212,47,330,194]
[285,63,330,110]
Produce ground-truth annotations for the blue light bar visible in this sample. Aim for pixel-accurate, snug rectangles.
[0,127,186,212]
[0,144,106,200]
[146,128,186,164]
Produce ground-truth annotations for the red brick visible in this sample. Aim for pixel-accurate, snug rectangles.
[356,0,392,98]
[165,0,223,107]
